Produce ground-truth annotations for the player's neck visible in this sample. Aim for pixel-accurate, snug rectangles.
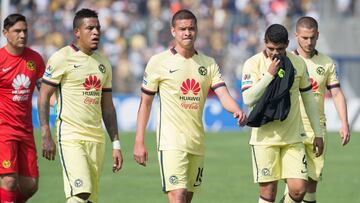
[297,48,315,59]
[5,44,24,56]
[74,43,93,55]
[174,46,195,59]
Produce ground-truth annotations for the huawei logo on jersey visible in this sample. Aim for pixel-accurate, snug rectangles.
[12,74,30,89]
[180,79,201,95]
[11,74,31,102]
[310,78,319,92]
[83,75,101,91]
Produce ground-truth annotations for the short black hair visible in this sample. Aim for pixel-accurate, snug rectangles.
[3,13,26,30]
[296,16,318,31]
[73,8,98,30]
[264,24,288,44]
[171,9,197,27]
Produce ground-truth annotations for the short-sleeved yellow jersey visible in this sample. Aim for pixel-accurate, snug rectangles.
[242,51,312,145]
[142,48,225,155]
[294,50,340,142]
[42,44,112,143]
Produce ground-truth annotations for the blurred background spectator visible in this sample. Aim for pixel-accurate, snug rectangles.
[1,0,359,98]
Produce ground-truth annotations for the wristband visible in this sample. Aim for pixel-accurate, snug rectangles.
[112,140,121,150]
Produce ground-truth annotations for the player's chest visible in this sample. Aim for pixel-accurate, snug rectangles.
[0,58,39,88]
[160,60,211,92]
[63,58,107,86]
[306,62,328,89]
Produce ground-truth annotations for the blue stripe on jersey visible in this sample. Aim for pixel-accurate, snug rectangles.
[57,84,73,196]
[159,150,166,192]
[251,145,259,182]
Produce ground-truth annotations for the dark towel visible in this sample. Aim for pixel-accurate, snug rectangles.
[246,55,295,127]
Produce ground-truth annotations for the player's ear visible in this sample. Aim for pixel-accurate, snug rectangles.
[171,27,175,38]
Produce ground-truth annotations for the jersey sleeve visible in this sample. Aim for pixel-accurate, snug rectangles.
[102,60,112,92]
[241,58,258,91]
[326,63,340,89]
[42,52,66,86]
[299,61,312,92]
[141,56,161,95]
[210,61,225,90]
[34,53,46,80]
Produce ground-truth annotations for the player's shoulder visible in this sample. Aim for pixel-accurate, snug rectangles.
[148,49,172,63]
[48,46,72,61]
[315,51,334,64]
[196,51,217,65]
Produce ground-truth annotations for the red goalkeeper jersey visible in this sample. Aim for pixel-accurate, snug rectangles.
[0,47,45,137]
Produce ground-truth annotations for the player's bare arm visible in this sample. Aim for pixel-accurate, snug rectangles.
[330,87,350,145]
[214,86,247,126]
[134,93,154,167]
[37,82,57,161]
[101,92,123,173]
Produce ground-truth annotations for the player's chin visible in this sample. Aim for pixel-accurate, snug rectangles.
[91,44,99,50]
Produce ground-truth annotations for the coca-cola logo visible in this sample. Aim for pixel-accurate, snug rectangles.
[84,97,100,105]
[181,102,199,110]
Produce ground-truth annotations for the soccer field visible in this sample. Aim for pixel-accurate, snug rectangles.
[28,131,360,203]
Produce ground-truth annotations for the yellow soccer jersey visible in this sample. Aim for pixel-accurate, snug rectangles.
[42,44,112,143]
[295,50,340,142]
[242,51,312,145]
[142,48,225,155]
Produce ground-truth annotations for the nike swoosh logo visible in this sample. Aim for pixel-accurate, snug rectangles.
[301,170,307,173]
[169,69,179,73]
[2,67,12,72]
[73,65,81,68]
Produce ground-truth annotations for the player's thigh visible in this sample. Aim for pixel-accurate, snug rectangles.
[304,142,324,181]
[85,141,105,203]
[59,140,92,197]
[18,136,39,178]
[280,143,308,180]
[158,150,189,192]
[0,139,18,175]
[187,153,204,192]
[251,145,281,183]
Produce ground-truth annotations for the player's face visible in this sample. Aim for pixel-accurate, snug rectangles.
[264,41,288,59]
[171,19,197,50]
[295,27,318,54]
[3,21,27,49]
[75,17,101,54]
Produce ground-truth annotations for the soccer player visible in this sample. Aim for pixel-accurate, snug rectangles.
[293,16,350,203]
[0,14,45,203]
[241,24,324,203]
[133,9,247,203]
[37,8,123,203]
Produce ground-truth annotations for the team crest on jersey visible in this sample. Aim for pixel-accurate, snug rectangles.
[98,64,106,73]
[26,60,36,71]
[2,160,11,168]
[316,66,325,75]
[169,175,179,185]
[261,168,270,176]
[198,66,207,76]
[74,179,83,187]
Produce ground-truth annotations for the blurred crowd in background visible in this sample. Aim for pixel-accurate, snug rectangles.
[4,0,359,96]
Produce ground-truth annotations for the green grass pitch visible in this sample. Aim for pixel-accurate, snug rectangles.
[28,131,360,203]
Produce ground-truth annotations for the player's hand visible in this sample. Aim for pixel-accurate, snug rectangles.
[313,137,324,157]
[41,131,56,161]
[133,141,148,167]
[340,124,350,146]
[112,149,123,173]
[268,57,281,76]
[233,111,247,127]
